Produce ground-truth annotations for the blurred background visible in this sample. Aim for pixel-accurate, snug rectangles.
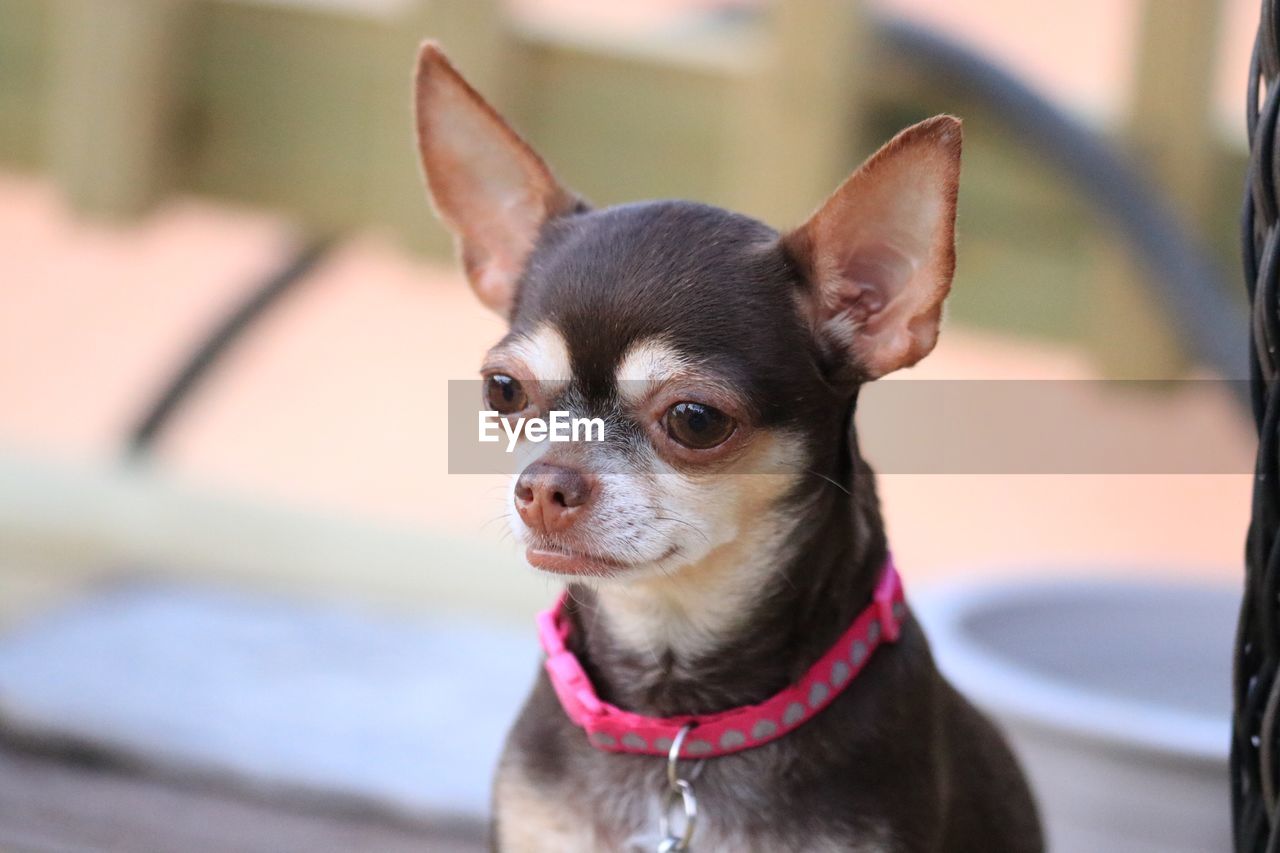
[0,0,1261,850]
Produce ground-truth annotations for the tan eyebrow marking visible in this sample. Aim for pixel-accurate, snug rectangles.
[615,338,693,403]
[494,324,572,388]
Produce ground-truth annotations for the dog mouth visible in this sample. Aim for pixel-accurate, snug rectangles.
[524,543,678,577]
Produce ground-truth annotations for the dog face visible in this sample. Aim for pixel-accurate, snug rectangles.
[415,43,960,588]
[481,202,824,584]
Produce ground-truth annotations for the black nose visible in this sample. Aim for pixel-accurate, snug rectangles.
[514,462,594,533]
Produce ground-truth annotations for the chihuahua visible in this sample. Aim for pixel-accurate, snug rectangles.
[414,42,1042,853]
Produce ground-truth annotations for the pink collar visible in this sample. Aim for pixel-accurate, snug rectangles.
[536,557,906,758]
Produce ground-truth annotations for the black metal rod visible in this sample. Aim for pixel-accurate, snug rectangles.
[126,236,335,456]
[876,16,1248,384]
[1236,1,1277,848]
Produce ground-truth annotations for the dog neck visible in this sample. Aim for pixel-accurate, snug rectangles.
[564,451,887,718]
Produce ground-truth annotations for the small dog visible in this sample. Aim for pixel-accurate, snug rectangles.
[414,42,1042,853]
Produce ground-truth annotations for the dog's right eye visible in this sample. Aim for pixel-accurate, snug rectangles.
[484,374,529,415]
[664,402,736,450]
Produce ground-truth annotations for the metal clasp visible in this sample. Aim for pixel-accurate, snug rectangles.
[656,724,700,853]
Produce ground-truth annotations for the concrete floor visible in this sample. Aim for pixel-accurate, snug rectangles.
[0,743,485,853]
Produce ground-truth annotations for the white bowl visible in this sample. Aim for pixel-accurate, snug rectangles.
[913,574,1235,853]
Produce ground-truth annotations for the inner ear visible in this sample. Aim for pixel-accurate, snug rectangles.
[831,243,918,326]
[785,115,962,380]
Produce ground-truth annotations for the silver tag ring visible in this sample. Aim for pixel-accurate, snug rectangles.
[657,777,698,852]
[667,723,695,789]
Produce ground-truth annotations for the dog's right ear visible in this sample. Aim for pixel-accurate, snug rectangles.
[414,42,579,317]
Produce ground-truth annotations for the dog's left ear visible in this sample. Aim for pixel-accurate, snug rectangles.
[414,42,580,317]
[783,116,962,379]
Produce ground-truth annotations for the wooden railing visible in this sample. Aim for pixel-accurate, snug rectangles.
[0,0,1243,374]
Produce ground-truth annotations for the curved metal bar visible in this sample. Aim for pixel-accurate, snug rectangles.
[875,16,1247,383]
[126,236,336,456]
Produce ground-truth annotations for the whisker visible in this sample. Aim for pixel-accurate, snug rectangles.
[806,469,851,496]
[652,515,711,546]
[479,513,510,532]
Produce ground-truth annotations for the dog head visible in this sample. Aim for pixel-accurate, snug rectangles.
[415,43,960,587]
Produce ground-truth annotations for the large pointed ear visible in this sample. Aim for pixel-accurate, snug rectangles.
[414,42,580,317]
[783,116,962,379]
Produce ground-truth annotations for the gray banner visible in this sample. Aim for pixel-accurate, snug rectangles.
[446,380,1252,474]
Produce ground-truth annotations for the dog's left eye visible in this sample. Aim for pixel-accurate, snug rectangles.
[664,402,735,449]
[484,374,529,415]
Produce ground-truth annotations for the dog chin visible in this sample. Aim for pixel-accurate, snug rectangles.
[522,544,679,582]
